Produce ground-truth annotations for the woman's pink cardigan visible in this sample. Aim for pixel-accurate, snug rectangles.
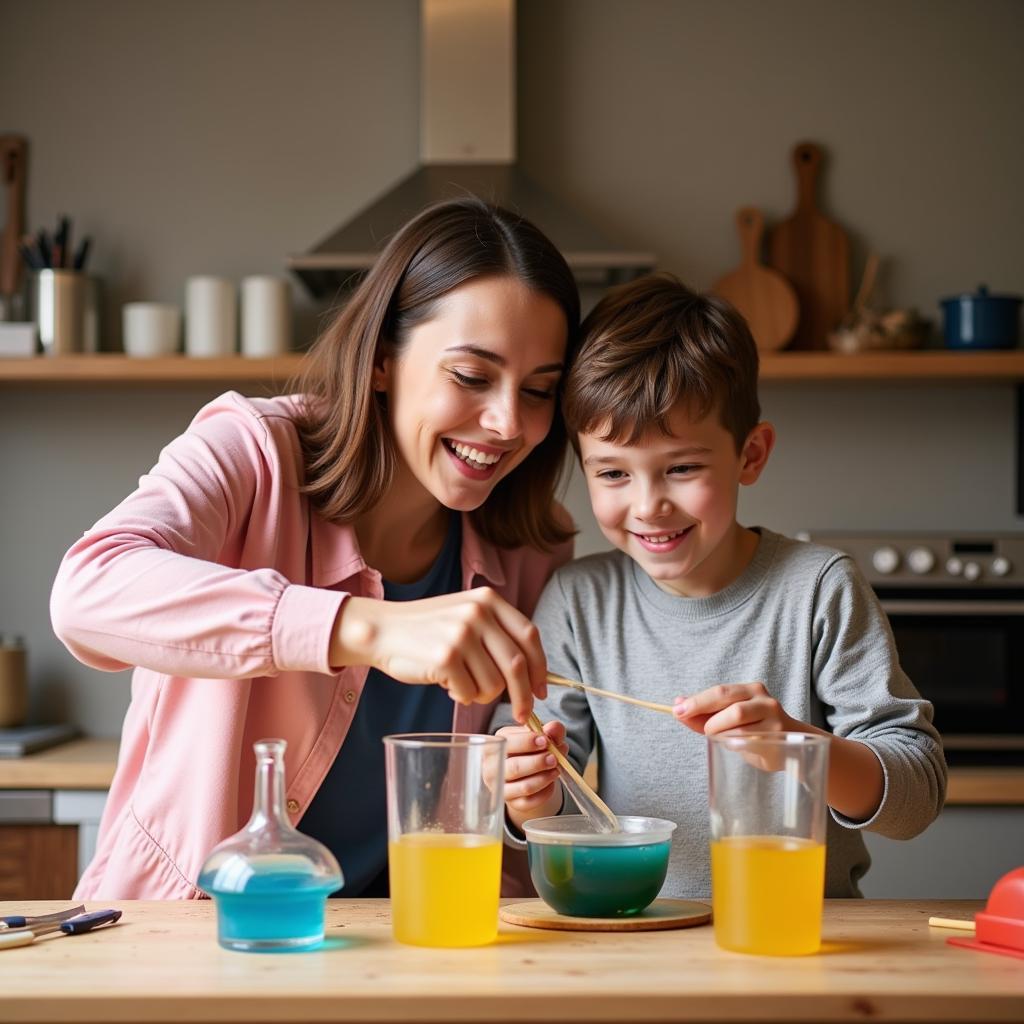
[51,391,571,899]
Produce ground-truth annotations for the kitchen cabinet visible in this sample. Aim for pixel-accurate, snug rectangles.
[0,741,115,899]
[3,898,1020,1023]
[0,823,77,899]
[2,350,1024,385]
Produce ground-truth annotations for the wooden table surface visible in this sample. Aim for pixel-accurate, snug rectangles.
[1,899,1021,1023]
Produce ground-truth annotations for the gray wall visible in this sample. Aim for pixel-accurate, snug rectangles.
[1,0,1022,736]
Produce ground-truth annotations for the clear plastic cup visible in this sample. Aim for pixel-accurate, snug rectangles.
[708,732,830,955]
[384,733,505,947]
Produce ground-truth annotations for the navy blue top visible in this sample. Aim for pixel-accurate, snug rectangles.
[299,514,461,897]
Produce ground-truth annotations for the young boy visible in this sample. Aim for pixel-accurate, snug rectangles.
[493,274,946,898]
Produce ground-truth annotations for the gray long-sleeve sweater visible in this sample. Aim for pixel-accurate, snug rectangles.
[492,528,947,898]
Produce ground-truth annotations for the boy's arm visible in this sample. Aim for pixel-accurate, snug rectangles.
[674,680,885,821]
[808,556,946,836]
[490,569,595,771]
[489,570,597,835]
[674,555,946,836]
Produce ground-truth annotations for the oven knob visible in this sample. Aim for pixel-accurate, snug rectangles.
[991,556,1012,577]
[871,546,900,575]
[963,561,982,582]
[945,557,964,577]
[906,547,935,575]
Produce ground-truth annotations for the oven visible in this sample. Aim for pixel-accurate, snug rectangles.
[800,534,1024,766]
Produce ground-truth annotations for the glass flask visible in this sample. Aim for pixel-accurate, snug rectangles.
[198,738,343,952]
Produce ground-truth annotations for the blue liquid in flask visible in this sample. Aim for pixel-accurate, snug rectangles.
[199,739,342,952]
[200,856,339,952]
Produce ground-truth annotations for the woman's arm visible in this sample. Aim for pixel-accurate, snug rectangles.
[50,394,345,679]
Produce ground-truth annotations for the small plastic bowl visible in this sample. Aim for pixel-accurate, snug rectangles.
[524,814,677,918]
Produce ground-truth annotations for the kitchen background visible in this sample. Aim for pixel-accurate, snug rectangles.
[1,0,1022,894]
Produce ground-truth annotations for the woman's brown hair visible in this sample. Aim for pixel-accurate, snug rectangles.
[564,274,760,453]
[291,197,580,550]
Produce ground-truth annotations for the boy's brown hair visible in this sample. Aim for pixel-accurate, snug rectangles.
[564,274,760,453]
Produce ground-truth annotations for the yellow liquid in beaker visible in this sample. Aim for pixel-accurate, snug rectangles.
[389,832,502,947]
[711,835,825,955]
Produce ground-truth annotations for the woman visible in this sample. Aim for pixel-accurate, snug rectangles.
[51,198,580,899]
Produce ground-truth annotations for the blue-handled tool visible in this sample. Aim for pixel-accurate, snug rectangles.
[0,909,122,950]
[60,909,122,934]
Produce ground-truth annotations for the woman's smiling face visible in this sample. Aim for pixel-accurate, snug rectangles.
[376,274,569,512]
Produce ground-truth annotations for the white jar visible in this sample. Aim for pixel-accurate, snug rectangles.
[240,276,292,357]
[185,276,236,357]
[122,302,181,357]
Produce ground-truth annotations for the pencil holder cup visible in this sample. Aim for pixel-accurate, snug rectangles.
[28,270,100,355]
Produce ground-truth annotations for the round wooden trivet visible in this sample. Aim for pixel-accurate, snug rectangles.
[499,898,711,932]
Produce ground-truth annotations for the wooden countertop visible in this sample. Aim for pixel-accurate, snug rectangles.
[0,738,117,789]
[946,767,1024,805]
[1,899,1020,1023]
[0,741,1023,804]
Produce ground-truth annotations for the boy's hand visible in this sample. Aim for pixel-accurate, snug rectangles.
[497,721,568,832]
[672,682,801,736]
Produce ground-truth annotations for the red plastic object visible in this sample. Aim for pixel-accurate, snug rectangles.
[948,866,1024,960]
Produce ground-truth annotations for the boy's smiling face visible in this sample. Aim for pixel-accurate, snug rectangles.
[580,401,774,598]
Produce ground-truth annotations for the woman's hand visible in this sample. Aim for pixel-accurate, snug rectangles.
[330,588,547,723]
[672,682,800,736]
[498,721,568,832]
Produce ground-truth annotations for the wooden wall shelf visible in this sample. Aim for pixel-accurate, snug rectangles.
[760,349,1024,382]
[0,354,305,384]
[1,350,1024,385]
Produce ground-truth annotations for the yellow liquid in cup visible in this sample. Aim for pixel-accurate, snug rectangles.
[388,832,502,947]
[711,835,826,955]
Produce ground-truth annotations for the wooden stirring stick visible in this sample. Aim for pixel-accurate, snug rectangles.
[546,672,676,716]
[526,711,620,833]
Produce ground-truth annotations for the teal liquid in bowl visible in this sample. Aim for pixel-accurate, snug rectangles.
[199,860,339,952]
[528,839,671,917]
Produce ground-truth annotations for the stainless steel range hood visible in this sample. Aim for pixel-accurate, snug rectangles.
[289,0,655,299]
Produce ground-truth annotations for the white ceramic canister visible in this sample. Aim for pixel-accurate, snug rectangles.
[185,276,236,357]
[122,302,181,357]
[240,276,292,357]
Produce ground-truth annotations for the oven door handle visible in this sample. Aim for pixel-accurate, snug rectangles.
[880,599,1024,615]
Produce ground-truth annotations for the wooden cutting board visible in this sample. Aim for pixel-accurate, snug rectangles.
[712,207,798,351]
[767,142,850,350]
[499,898,711,932]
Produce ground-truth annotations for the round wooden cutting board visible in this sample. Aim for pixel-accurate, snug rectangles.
[499,898,711,933]
[712,206,798,352]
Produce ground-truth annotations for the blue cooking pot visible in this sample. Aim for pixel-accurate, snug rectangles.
[940,285,1021,350]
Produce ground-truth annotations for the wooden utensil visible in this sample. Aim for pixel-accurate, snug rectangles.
[928,916,976,932]
[546,672,676,716]
[712,207,798,351]
[526,711,620,834]
[767,141,850,350]
[0,136,28,304]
